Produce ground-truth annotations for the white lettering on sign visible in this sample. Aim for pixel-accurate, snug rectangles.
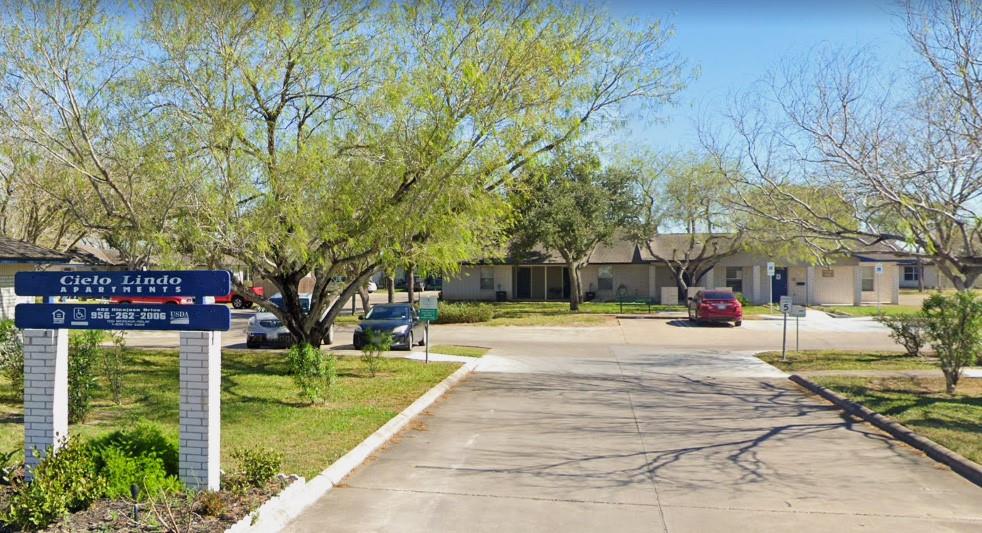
[56,274,184,295]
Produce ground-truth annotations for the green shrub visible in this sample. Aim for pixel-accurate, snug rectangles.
[89,422,180,477]
[875,313,927,357]
[197,491,225,517]
[226,446,283,491]
[922,292,982,393]
[0,320,23,399]
[2,438,106,529]
[734,292,750,306]
[434,302,493,324]
[288,343,326,403]
[361,329,392,377]
[98,447,182,500]
[68,330,104,423]
[101,331,127,405]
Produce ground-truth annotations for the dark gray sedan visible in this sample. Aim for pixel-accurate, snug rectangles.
[352,303,426,350]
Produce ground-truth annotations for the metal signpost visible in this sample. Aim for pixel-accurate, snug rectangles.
[779,296,793,362]
[14,271,231,490]
[766,262,775,312]
[789,305,806,353]
[418,295,439,363]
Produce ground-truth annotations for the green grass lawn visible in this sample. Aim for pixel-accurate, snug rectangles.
[757,350,938,371]
[0,349,458,479]
[814,305,922,317]
[813,376,982,464]
[428,344,490,357]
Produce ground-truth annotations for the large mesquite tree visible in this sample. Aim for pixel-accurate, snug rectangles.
[1,0,687,346]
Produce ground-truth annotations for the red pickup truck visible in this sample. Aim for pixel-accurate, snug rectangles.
[215,287,265,309]
[110,287,264,308]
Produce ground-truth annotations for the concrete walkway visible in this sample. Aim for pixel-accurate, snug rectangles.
[286,335,981,532]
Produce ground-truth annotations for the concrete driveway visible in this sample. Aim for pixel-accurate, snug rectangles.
[286,326,981,532]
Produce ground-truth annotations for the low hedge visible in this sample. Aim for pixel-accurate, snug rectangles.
[434,302,494,324]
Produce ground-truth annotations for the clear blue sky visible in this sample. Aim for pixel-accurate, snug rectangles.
[603,0,916,153]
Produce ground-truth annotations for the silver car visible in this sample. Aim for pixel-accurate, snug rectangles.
[245,293,334,348]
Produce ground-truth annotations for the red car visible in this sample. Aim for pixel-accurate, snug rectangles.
[110,295,193,305]
[215,287,265,309]
[687,290,743,326]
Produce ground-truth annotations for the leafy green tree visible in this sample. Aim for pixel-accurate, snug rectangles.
[922,292,982,394]
[0,1,687,347]
[147,1,686,345]
[512,147,641,310]
[0,0,199,267]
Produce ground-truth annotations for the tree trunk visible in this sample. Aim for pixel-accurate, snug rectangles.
[672,268,690,303]
[943,368,958,394]
[567,260,583,312]
[358,285,371,314]
[407,266,416,305]
[387,275,395,303]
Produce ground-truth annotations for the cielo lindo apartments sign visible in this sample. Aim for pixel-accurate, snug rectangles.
[14,270,232,491]
[15,270,231,297]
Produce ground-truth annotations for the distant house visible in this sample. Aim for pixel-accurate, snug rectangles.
[0,237,77,319]
[441,234,906,306]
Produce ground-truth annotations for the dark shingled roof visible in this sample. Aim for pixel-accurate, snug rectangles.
[0,236,71,263]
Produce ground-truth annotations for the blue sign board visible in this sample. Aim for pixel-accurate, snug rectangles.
[15,304,231,331]
[15,271,231,298]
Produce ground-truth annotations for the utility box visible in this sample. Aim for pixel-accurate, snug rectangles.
[661,287,679,306]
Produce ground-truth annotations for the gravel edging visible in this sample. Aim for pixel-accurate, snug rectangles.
[226,358,479,532]
[789,374,982,488]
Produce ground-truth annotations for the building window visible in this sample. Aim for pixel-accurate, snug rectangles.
[903,266,920,282]
[598,266,613,291]
[479,267,494,290]
[725,266,743,293]
[862,266,875,292]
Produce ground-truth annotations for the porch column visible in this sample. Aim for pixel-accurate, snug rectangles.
[806,267,816,305]
[543,266,549,301]
[891,266,900,304]
[853,267,863,306]
[751,265,760,303]
[648,265,657,299]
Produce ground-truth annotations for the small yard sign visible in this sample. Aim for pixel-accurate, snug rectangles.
[419,295,439,321]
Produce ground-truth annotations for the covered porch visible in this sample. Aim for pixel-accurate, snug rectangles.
[512,265,570,301]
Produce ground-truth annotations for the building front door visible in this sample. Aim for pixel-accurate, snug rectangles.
[771,267,788,303]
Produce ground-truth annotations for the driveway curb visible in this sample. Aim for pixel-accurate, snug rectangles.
[789,374,982,488]
[226,358,478,532]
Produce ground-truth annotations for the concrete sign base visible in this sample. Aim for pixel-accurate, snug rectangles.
[179,331,221,491]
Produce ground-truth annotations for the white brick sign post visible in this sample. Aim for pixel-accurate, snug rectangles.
[179,331,222,491]
[23,328,68,477]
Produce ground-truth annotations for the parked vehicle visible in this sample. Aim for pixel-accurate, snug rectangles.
[215,286,266,309]
[246,293,334,348]
[110,295,193,305]
[353,303,425,350]
[687,290,743,326]
[394,276,425,291]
